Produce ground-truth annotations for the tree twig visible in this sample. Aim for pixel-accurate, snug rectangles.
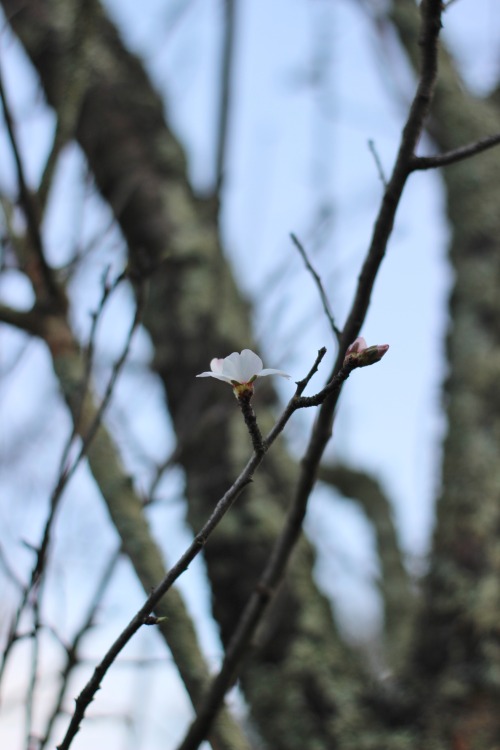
[173,3,444,747]
[0,282,143,688]
[410,132,500,170]
[0,62,64,309]
[215,0,237,197]
[38,547,122,750]
[290,233,341,342]
[368,139,388,187]
[57,348,378,750]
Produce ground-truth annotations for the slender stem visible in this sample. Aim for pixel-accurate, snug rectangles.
[174,3,445,748]
[215,0,237,196]
[290,233,341,342]
[411,133,500,170]
[57,350,361,750]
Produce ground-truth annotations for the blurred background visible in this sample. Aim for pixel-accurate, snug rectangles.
[1,1,500,748]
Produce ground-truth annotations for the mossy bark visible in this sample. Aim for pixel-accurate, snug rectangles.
[392,2,500,747]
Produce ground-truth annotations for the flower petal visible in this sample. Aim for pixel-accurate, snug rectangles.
[197,349,291,386]
[196,371,234,383]
[259,368,291,379]
[220,351,246,381]
[210,358,225,374]
[346,337,367,355]
[238,349,264,382]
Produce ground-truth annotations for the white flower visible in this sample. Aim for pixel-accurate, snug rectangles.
[196,349,290,387]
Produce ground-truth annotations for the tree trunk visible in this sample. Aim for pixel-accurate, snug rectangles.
[391,2,500,747]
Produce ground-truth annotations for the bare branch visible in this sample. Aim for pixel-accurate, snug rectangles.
[337,0,442,365]
[215,0,237,196]
[368,139,388,187]
[57,348,372,750]
[173,3,445,747]
[38,548,122,750]
[290,233,341,342]
[0,303,45,336]
[0,63,64,309]
[411,132,500,170]
[0,282,143,690]
[24,594,41,750]
[32,286,143,592]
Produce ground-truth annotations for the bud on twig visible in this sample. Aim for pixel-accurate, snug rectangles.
[343,337,389,368]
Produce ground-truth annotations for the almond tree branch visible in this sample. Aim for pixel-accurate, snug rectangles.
[336,0,442,366]
[176,364,378,750]
[32,283,144,590]
[0,63,64,309]
[0,302,46,336]
[38,547,122,750]
[58,349,367,750]
[0,282,143,689]
[1,283,252,750]
[410,132,500,170]
[173,3,445,747]
[290,233,341,342]
[215,0,237,196]
[283,1,443,558]
[2,314,254,750]
[368,138,388,187]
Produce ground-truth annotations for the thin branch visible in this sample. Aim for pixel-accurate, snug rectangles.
[34,284,144,590]
[0,63,64,309]
[0,302,45,336]
[57,348,376,750]
[0,542,25,591]
[58,268,125,474]
[336,0,442,368]
[38,547,121,750]
[174,362,368,750]
[410,132,500,170]
[173,4,444,748]
[237,392,264,455]
[0,283,143,688]
[215,0,237,196]
[368,139,388,187]
[24,592,41,750]
[290,233,341,342]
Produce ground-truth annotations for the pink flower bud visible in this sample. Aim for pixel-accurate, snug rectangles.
[357,344,389,367]
[344,338,389,367]
[345,337,367,355]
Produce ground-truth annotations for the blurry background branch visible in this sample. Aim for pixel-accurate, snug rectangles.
[317,463,414,670]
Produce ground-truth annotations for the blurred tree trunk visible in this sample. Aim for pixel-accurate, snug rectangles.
[390,2,500,748]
